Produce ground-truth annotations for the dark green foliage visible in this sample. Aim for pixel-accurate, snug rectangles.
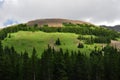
[0,23,120,80]
[43,24,48,27]
[0,42,120,80]
[8,34,11,38]
[77,43,84,48]
[78,35,111,44]
[94,36,111,43]
[31,47,37,80]
[34,24,38,27]
[62,22,76,26]
[85,36,94,44]
[55,38,61,45]
[0,23,119,44]
[0,41,3,54]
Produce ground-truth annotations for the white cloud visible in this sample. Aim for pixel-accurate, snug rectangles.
[95,20,120,26]
[0,0,120,27]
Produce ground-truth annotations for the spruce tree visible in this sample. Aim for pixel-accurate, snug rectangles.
[55,38,61,45]
[77,43,84,48]
[22,51,32,80]
[8,34,11,38]
[0,41,3,55]
[53,49,68,80]
[31,47,37,80]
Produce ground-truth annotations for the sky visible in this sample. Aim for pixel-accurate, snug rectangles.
[0,0,120,27]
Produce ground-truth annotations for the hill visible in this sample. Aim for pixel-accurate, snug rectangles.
[1,18,120,80]
[0,18,120,57]
[2,31,103,57]
[100,25,120,32]
[27,18,92,27]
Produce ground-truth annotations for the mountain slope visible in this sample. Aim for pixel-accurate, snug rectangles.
[100,25,120,32]
[0,18,120,57]
[2,31,103,57]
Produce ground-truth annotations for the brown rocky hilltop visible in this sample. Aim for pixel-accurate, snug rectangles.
[27,18,92,27]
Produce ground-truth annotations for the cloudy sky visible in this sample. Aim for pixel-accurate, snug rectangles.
[0,0,120,27]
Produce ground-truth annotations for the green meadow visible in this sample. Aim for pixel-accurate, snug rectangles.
[2,31,103,57]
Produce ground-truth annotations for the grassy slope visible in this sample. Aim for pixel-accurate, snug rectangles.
[2,31,103,57]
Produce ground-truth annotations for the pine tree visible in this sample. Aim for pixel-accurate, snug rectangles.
[31,47,37,80]
[22,51,32,80]
[34,24,38,27]
[8,34,11,38]
[53,48,68,80]
[55,38,61,45]
[73,51,88,80]
[40,46,54,80]
[0,41,3,55]
[77,43,84,48]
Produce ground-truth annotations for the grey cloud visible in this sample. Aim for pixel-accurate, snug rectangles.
[0,0,120,27]
[0,0,4,7]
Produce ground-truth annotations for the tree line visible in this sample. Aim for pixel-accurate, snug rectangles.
[78,35,111,44]
[0,23,119,44]
[1,40,120,80]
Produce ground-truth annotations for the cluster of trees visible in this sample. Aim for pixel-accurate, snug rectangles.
[78,35,111,44]
[62,22,77,26]
[94,36,111,43]
[37,24,120,43]
[40,45,120,80]
[1,40,120,80]
[0,23,119,43]
[0,41,38,80]
[0,24,39,40]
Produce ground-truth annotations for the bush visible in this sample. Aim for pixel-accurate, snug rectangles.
[55,38,61,45]
[77,43,84,48]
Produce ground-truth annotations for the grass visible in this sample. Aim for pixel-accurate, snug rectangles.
[2,31,103,57]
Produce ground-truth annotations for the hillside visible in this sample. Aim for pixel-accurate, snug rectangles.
[2,31,103,57]
[0,18,120,56]
[1,19,120,80]
[27,18,92,27]
[101,25,120,32]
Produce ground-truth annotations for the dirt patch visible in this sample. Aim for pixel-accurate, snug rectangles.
[27,18,92,27]
[110,40,120,49]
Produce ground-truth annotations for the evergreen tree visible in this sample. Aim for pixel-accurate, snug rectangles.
[53,48,68,80]
[55,38,61,45]
[40,46,54,80]
[34,24,38,27]
[0,41,3,55]
[8,34,11,38]
[22,51,32,80]
[77,43,84,48]
[31,47,37,80]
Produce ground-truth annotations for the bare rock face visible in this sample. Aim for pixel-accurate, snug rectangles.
[27,18,92,27]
